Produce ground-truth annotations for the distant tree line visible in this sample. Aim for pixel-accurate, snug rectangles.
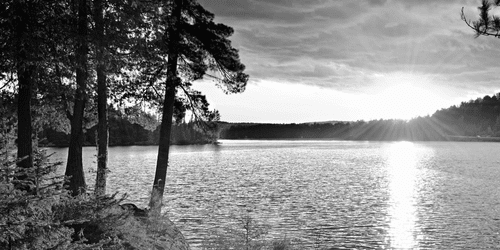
[221,92,500,141]
[39,107,218,147]
[37,91,500,146]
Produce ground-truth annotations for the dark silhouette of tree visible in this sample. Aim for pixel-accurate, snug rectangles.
[148,0,248,214]
[62,0,146,196]
[94,0,108,196]
[65,0,90,196]
[462,0,500,38]
[149,0,183,215]
[13,1,35,180]
[91,0,154,196]
[2,0,244,204]
[0,0,67,190]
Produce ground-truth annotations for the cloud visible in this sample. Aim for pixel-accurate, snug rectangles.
[197,0,500,96]
[198,0,320,23]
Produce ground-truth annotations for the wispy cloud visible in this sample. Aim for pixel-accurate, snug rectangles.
[196,0,500,121]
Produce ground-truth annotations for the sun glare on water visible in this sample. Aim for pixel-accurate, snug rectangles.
[385,141,420,248]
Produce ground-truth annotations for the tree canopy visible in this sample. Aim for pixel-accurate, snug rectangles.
[0,0,248,213]
[144,0,248,214]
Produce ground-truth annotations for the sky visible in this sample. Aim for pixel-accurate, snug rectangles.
[192,0,500,123]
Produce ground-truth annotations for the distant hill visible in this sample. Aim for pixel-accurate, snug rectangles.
[219,92,500,141]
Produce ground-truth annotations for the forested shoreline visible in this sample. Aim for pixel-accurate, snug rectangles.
[221,92,500,142]
[37,92,500,146]
[39,121,218,147]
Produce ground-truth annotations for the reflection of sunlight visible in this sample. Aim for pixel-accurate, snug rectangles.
[386,141,418,249]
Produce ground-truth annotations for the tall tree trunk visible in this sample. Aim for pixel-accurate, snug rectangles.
[65,0,88,196]
[16,66,33,170]
[94,0,108,196]
[149,0,183,215]
[15,1,34,186]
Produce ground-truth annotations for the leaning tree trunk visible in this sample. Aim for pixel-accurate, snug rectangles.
[65,0,88,196]
[149,0,183,216]
[94,0,108,196]
[15,1,34,188]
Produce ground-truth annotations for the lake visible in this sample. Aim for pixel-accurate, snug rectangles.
[45,140,500,249]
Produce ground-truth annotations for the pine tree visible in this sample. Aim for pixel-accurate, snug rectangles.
[0,0,68,191]
[148,0,249,215]
[94,0,109,196]
[462,0,500,38]
[65,0,90,195]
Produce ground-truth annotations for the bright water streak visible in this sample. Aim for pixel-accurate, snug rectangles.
[46,140,500,249]
[385,141,420,248]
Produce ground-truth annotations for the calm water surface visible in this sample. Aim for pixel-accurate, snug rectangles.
[46,140,500,249]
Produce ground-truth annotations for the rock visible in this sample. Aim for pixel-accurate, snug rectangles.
[120,203,149,217]
[114,204,190,250]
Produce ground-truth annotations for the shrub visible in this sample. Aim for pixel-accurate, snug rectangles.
[1,119,188,250]
[0,137,128,250]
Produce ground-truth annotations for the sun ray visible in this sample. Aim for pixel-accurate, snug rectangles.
[370,72,447,121]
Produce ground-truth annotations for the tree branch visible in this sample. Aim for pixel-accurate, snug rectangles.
[462,6,500,38]
[0,78,14,91]
[177,83,211,131]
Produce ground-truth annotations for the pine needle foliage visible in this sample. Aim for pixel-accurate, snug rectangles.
[462,0,500,38]
[0,137,128,250]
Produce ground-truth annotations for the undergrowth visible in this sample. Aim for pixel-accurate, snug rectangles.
[0,127,139,250]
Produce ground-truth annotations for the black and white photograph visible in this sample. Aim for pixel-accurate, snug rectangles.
[2,0,500,249]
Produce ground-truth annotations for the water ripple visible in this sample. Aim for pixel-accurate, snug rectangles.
[46,140,500,249]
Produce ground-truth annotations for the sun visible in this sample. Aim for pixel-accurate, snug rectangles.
[370,73,444,120]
